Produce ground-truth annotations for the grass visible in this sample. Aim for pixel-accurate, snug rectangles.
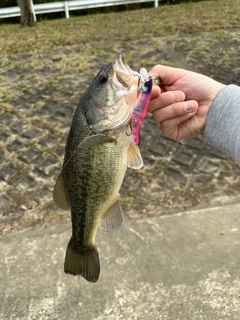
[42,146,50,152]
[0,0,239,55]
[0,88,13,102]
[215,30,231,40]
[123,197,131,205]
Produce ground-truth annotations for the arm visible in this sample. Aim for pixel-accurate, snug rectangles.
[205,85,240,165]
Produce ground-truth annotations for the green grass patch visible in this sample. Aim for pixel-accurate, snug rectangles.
[146,172,154,178]
[0,88,13,102]
[1,97,10,102]
[123,197,131,205]
[215,30,231,40]
[42,146,50,152]
[0,0,239,55]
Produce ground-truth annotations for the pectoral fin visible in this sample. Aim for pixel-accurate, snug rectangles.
[79,134,116,149]
[127,143,143,169]
[53,172,70,210]
[100,199,124,231]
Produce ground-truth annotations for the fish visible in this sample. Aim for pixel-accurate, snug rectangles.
[53,55,146,283]
[131,68,153,145]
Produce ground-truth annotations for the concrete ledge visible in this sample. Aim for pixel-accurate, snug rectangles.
[1,202,240,319]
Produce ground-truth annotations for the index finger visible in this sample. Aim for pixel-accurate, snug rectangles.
[150,85,161,100]
[149,65,186,87]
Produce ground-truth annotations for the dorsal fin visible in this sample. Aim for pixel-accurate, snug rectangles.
[53,172,70,210]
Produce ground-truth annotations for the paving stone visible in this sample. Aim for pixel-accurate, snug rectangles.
[0,131,11,143]
[185,136,206,151]
[0,154,5,164]
[187,176,213,189]
[196,157,222,175]
[0,163,20,182]
[164,166,185,182]
[6,139,25,152]
[207,146,228,160]
[10,120,28,134]
[32,185,53,205]
[12,101,32,113]
[0,113,18,126]
[22,127,44,139]
[0,192,14,213]
[122,173,139,189]
[141,154,157,166]
[36,156,58,176]
[18,147,43,164]
[148,139,171,157]
[39,134,59,148]
[46,114,64,126]
[28,109,47,119]
[172,150,197,168]
[58,123,71,134]
[20,92,35,104]
[54,106,74,119]
[36,87,54,97]
[14,173,37,191]
[42,101,59,114]
[55,144,65,156]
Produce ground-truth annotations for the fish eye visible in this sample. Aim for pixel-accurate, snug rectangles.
[99,73,108,84]
[144,80,150,88]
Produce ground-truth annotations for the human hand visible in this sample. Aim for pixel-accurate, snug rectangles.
[148,65,226,140]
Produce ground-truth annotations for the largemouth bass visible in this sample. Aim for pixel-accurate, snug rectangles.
[53,56,151,283]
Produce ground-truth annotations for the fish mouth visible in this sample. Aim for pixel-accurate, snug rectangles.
[93,56,142,133]
[98,55,141,132]
[112,55,140,89]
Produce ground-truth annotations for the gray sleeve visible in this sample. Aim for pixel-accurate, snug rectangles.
[204,85,240,166]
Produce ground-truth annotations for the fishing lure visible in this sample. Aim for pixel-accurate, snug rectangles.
[131,68,153,145]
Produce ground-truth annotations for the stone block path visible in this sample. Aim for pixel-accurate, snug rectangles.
[1,29,240,234]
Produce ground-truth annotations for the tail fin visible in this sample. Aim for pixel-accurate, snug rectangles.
[64,237,100,283]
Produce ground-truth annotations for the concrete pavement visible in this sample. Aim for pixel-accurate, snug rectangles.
[1,201,240,319]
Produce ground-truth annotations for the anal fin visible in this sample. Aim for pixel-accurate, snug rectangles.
[100,199,124,232]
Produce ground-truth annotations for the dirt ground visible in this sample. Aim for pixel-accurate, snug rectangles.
[1,26,240,235]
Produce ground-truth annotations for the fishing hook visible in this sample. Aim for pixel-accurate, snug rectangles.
[126,125,132,136]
